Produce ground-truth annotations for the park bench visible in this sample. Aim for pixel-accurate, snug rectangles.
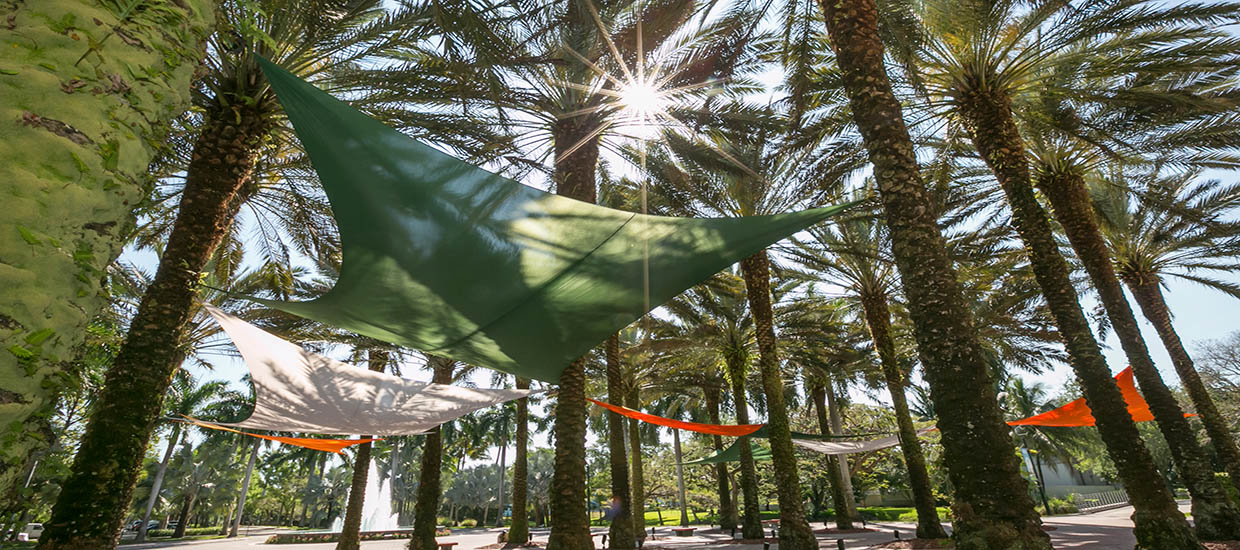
[436,541,458,550]
[671,527,696,537]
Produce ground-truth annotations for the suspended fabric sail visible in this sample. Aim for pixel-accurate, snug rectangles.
[681,440,772,465]
[792,428,936,456]
[252,57,853,383]
[587,398,762,436]
[207,306,535,436]
[186,417,379,454]
[1007,367,1193,427]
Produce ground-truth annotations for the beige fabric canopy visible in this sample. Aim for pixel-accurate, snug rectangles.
[791,427,936,455]
[206,306,534,436]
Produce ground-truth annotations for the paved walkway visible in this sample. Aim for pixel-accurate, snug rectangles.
[111,503,1189,550]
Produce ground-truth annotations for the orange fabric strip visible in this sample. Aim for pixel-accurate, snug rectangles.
[1008,367,1194,427]
[587,398,763,436]
[185,418,381,454]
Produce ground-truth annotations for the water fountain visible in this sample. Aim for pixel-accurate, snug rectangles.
[330,461,401,532]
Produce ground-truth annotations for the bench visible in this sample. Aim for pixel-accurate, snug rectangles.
[671,527,696,537]
[436,541,458,550]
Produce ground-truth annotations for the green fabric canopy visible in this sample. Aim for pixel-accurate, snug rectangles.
[681,440,772,465]
[254,58,851,383]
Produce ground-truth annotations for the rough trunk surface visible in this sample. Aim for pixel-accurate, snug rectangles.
[0,0,213,500]
[1126,275,1240,497]
[957,91,1206,549]
[605,335,635,550]
[704,387,737,532]
[739,251,816,550]
[409,358,455,550]
[724,351,763,539]
[40,100,269,550]
[860,296,946,539]
[337,351,388,550]
[627,389,647,541]
[811,383,854,530]
[814,0,1049,547]
[1034,168,1237,542]
[508,377,531,544]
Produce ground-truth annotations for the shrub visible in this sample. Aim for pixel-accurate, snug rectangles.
[145,527,220,538]
[1036,497,1079,516]
[1218,473,1239,507]
[459,519,478,528]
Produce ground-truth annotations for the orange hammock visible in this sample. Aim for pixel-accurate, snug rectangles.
[587,398,763,436]
[185,417,382,454]
[1008,367,1193,427]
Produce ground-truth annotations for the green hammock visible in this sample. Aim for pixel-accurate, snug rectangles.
[253,57,852,383]
[681,440,772,465]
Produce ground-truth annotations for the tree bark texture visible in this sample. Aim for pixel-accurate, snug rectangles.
[704,387,737,532]
[410,357,455,550]
[859,296,946,539]
[40,98,269,550]
[626,389,647,541]
[0,0,213,502]
[546,111,600,550]
[1124,268,1240,497]
[739,251,816,550]
[605,335,635,550]
[957,90,1210,548]
[811,382,853,530]
[724,350,763,539]
[508,377,531,544]
[813,0,1049,547]
[337,351,388,550]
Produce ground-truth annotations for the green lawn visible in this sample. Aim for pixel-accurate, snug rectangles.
[591,507,950,527]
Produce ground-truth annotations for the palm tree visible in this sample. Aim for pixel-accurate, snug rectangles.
[809,0,1051,544]
[892,0,1239,541]
[0,1,213,496]
[508,376,533,544]
[409,355,457,550]
[1093,168,1240,493]
[790,218,945,539]
[40,2,483,546]
[336,349,389,550]
[136,374,240,542]
[604,335,636,549]
[640,108,846,548]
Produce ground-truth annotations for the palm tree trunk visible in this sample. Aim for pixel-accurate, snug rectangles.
[605,335,635,550]
[508,377,531,544]
[672,429,689,526]
[723,351,764,539]
[173,491,196,538]
[411,357,456,550]
[626,389,648,540]
[813,1,1048,548]
[1125,270,1240,496]
[703,388,737,532]
[738,251,816,550]
[230,438,260,537]
[495,439,507,528]
[859,296,946,539]
[823,380,859,521]
[0,1,213,500]
[810,382,853,530]
[546,112,601,550]
[1036,168,1240,539]
[138,423,183,542]
[957,90,1211,547]
[40,98,270,550]
[336,350,389,550]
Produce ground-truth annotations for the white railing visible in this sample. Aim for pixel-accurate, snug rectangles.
[1072,489,1129,512]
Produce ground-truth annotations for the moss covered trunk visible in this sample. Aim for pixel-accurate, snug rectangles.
[604,335,635,549]
[810,382,853,530]
[957,90,1208,548]
[738,251,816,550]
[815,0,1048,547]
[704,387,737,533]
[1125,273,1240,497]
[626,389,647,541]
[1033,168,1239,541]
[409,357,455,550]
[0,0,212,498]
[859,296,946,539]
[724,349,763,539]
[40,99,268,550]
[546,114,599,550]
[337,351,388,550]
[508,376,531,544]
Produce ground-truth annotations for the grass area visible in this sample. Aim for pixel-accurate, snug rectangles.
[857,506,952,523]
[590,507,952,527]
